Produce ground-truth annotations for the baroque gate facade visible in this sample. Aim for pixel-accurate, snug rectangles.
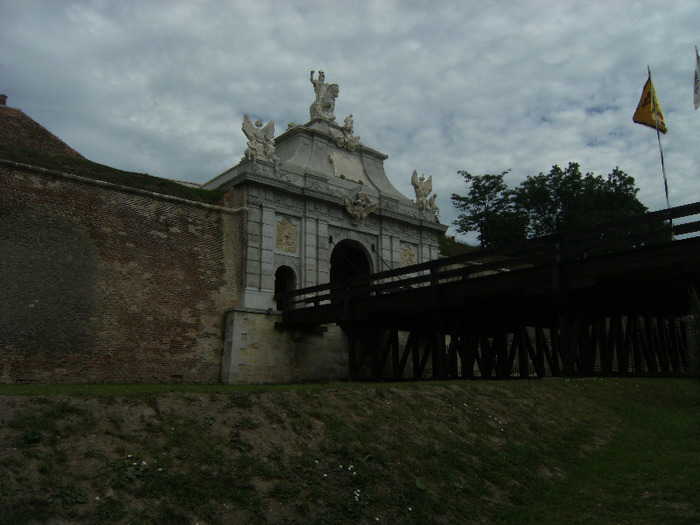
[203,71,446,383]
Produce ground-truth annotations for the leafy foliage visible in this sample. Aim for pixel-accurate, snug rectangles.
[451,170,528,248]
[514,163,648,237]
[451,163,649,247]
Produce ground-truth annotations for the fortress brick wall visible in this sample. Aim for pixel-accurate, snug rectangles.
[0,161,245,383]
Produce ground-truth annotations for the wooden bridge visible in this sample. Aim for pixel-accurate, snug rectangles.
[277,202,700,381]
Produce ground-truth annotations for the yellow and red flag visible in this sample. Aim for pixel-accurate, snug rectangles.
[633,74,667,134]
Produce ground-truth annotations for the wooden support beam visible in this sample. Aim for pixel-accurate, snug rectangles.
[641,316,657,374]
[628,316,644,374]
[613,315,627,375]
[397,332,415,380]
[462,333,479,379]
[679,318,690,371]
[558,313,577,376]
[598,317,612,375]
[390,329,401,380]
[527,328,544,377]
[347,326,359,381]
[655,317,671,373]
[578,319,594,375]
[517,326,529,379]
[493,333,509,379]
[355,329,371,378]
[373,329,393,380]
[416,335,432,380]
[670,318,689,372]
[535,327,551,377]
[412,333,422,380]
[446,332,460,379]
[621,316,635,374]
[538,327,559,376]
[478,335,494,378]
[432,322,447,380]
[666,319,681,373]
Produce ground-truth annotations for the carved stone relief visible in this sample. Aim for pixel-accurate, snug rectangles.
[307,179,325,193]
[400,245,416,267]
[343,190,378,226]
[276,219,298,254]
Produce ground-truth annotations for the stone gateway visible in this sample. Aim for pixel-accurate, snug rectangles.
[0,72,446,384]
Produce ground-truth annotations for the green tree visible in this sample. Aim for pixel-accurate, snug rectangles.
[513,163,648,237]
[451,163,649,248]
[450,170,527,248]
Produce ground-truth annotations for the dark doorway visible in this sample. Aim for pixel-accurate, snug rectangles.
[330,240,371,284]
[274,266,296,310]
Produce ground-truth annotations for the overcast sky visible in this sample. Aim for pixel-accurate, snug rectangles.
[2,0,699,243]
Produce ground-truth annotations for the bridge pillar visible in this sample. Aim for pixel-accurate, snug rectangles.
[431,320,447,379]
[558,312,578,376]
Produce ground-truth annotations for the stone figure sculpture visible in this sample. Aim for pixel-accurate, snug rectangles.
[411,170,440,219]
[343,114,354,133]
[329,113,360,151]
[242,115,279,167]
[310,70,339,121]
[428,193,440,218]
[411,170,432,210]
[344,189,378,225]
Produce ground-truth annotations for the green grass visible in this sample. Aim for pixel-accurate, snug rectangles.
[495,381,700,524]
[438,232,477,256]
[0,378,698,524]
[0,143,226,205]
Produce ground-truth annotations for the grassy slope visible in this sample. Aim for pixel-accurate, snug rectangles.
[438,233,477,257]
[0,378,698,525]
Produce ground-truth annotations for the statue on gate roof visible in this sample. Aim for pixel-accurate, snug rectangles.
[329,113,360,151]
[412,170,440,218]
[310,70,339,121]
[411,170,432,209]
[241,114,279,167]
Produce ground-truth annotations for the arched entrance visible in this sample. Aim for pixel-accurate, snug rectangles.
[330,239,372,284]
[274,265,296,310]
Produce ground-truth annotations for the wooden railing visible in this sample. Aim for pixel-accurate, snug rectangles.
[276,201,700,314]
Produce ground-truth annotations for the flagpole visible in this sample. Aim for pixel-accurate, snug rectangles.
[695,45,700,110]
[648,66,673,236]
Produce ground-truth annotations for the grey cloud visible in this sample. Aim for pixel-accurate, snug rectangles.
[2,0,699,243]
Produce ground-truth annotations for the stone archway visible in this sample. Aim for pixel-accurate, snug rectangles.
[330,239,372,284]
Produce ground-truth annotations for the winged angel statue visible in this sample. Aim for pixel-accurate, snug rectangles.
[242,114,279,167]
[411,170,440,217]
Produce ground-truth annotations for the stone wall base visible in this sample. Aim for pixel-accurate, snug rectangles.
[221,307,348,384]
